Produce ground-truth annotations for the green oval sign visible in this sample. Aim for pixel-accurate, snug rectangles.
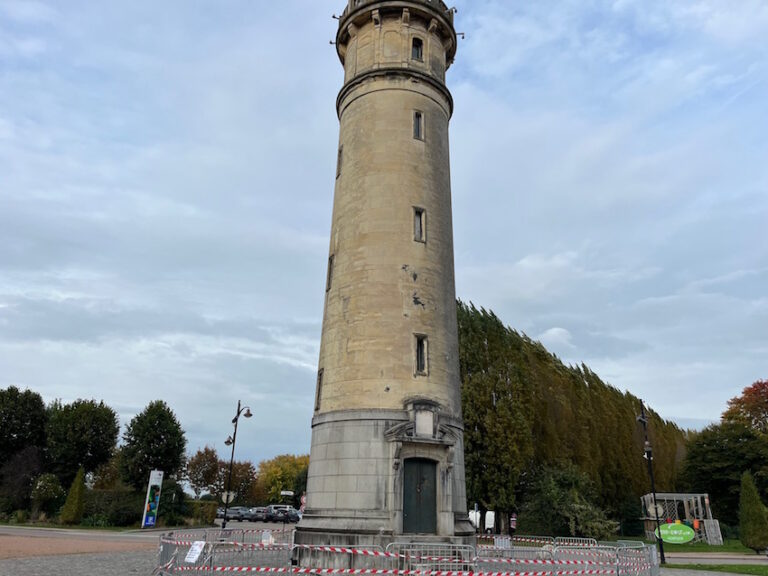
[655,523,695,544]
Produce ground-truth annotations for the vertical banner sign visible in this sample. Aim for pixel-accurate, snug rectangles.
[141,470,164,528]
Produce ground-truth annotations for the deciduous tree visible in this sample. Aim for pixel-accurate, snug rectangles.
[46,399,119,486]
[681,421,768,526]
[255,454,309,507]
[0,386,47,463]
[120,401,187,491]
[724,380,768,435]
[186,446,219,498]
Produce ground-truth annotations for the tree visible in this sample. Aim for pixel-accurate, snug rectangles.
[454,300,687,531]
[216,460,257,505]
[46,399,119,486]
[60,467,86,525]
[739,471,768,553]
[255,454,309,507]
[681,421,768,526]
[0,386,47,464]
[0,446,44,513]
[518,464,618,540]
[186,447,220,498]
[724,380,768,435]
[92,450,125,490]
[120,401,187,491]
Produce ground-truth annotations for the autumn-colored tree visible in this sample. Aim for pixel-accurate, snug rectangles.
[723,380,768,435]
[216,460,257,505]
[255,454,309,507]
[186,447,219,498]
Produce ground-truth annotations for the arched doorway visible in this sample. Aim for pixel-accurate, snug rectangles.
[403,458,437,534]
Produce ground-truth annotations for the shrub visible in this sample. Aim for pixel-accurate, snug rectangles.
[11,509,28,524]
[31,473,66,517]
[188,500,217,526]
[740,471,768,553]
[60,468,86,525]
[157,480,188,527]
[82,513,110,527]
[84,489,144,527]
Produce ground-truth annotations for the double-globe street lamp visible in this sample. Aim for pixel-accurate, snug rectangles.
[221,399,252,529]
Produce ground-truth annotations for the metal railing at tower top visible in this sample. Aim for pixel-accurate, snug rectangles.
[154,528,661,576]
[339,0,454,24]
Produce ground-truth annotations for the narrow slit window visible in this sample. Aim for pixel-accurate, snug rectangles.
[413,111,423,140]
[315,369,324,411]
[336,146,343,178]
[415,335,428,375]
[414,207,425,242]
[412,38,424,61]
[326,254,335,292]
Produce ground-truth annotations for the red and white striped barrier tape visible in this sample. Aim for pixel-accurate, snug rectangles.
[172,568,619,576]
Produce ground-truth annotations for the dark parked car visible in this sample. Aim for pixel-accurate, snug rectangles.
[249,507,267,521]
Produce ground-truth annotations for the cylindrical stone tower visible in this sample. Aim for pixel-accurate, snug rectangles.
[297,0,472,546]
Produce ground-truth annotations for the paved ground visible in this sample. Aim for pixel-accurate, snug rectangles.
[0,526,159,576]
[661,570,745,576]
[0,550,157,576]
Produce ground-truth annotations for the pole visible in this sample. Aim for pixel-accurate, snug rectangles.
[222,400,241,530]
[639,403,666,565]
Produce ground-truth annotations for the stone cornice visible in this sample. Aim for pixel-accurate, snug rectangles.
[336,67,454,119]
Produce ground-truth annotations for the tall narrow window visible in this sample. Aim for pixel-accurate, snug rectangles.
[315,369,324,411]
[336,145,343,178]
[414,207,426,242]
[411,37,424,61]
[326,254,335,292]
[415,335,428,375]
[413,111,423,140]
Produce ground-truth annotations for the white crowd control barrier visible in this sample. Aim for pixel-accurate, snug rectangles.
[154,530,660,576]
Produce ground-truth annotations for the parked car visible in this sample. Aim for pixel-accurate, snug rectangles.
[225,506,249,521]
[266,504,300,523]
[249,507,267,521]
[216,507,225,519]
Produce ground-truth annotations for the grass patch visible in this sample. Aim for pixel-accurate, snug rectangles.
[664,540,754,554]
[666,565,768,576]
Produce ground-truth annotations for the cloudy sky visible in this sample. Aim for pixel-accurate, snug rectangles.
[1,0,766,464]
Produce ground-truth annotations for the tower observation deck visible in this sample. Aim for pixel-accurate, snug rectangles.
[296,0,472,548]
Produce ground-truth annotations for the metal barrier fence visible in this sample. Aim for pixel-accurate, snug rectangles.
[154,530,660,576]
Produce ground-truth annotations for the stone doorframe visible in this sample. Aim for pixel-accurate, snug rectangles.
[385,399,458,536]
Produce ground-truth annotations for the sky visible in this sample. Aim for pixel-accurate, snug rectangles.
[1,0,766,464]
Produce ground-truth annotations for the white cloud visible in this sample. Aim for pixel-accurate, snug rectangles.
[0,0,55,23]
[0,0,766,463]
[537,327,576,353]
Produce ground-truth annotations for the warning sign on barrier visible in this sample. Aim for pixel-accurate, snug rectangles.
[185,541,206,564]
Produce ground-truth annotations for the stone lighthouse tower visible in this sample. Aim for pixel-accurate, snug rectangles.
[297,0,472,546]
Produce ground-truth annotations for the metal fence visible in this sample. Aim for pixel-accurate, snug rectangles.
[154,530,660,576]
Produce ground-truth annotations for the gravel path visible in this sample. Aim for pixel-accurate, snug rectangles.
[0,549,157,576]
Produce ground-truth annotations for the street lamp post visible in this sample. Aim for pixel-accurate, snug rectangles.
[637,402,666,565]
[221,399,252,530]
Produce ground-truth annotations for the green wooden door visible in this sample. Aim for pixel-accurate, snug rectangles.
[403,458,437,534]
